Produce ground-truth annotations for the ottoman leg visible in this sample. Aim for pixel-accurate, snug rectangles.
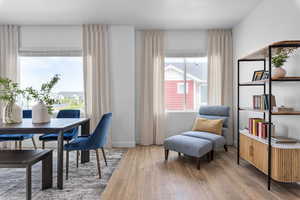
[210,150,214,161]
[197,158,201,170]
[165,149,169,161]
[224,145,228,152]
[206,153,211,162]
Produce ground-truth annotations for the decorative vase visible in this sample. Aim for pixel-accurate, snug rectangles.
[2,102,22,124]
[32,101,50,123]
[272,67,287,79]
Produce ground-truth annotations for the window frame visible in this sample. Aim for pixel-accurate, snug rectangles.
[18,55,85,116]
[164,54,208,112]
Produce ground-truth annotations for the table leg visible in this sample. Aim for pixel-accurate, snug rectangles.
[42,151,53,189]
[57,130,64,189]
[26,165,32,200]
[81,120,90,163]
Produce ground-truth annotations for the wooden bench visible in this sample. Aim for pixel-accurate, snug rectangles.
[0,150,53,200]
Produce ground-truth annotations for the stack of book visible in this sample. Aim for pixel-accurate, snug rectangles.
[271,136,298,144]
[248,118,274,139]
[252,94,276,110]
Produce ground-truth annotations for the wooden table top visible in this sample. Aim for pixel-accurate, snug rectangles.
[0,118,89,134]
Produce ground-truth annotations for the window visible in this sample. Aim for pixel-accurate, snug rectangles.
[177,82,188,94]
[19,56,84,113]
[165,57,208,111]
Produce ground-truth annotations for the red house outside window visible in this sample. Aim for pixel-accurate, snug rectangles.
[165,57,208,111]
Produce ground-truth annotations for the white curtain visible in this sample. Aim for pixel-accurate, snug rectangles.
[0,25,19,149]
[139,31,166,145]
[82,24,112,146]
[207,29,233,106]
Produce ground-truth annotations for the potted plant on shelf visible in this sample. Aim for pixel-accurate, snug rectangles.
[271,48,296,79]
[0,78,24,124]
[25,74,60,123]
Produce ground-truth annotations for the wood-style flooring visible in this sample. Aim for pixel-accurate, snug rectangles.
[102,146,300,200]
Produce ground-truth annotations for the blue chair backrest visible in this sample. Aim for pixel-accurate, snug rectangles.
[198,106,230,128]
[23,110,32,118]
[57,110,80,135]
[89,113,112,148]
[57,110,80,118]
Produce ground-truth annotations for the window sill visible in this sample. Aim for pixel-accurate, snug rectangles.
[166,111,198,114]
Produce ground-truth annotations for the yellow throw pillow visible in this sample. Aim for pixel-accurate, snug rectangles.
[192,118,223,135]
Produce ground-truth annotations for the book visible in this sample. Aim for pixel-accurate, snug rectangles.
[271,136,297,143]
[252,94,276,110]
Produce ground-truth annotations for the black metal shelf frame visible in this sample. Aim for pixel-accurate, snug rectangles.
[237,43,300,191]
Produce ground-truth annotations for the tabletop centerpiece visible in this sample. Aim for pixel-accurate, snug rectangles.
[25,74,60,123]
[0,78,24,124]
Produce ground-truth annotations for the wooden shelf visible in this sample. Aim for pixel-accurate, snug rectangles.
[240,77,300,85]
[239,107,300,115]
[240,40,300,60]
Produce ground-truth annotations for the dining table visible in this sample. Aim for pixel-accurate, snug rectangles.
[0,118,90,189]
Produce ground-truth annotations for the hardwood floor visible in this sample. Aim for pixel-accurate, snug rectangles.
[102,146,300,200]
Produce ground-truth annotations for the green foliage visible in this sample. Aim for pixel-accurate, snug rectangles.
[272,48,296,68]
[25,74,60,114]
[58,97,84,110]
[0,78,24,103]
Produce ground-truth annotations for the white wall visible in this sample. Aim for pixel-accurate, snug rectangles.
[233,0,300,144]
[110,25,136,147]
[135,30,208,144]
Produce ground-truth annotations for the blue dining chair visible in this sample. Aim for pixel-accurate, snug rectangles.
[0,110,37,149]
[39,109,80,149]
[64,112,112,180]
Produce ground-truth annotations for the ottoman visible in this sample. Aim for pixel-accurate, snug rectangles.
[164,135,213,169]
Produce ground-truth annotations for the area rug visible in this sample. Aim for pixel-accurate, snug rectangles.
[0,149,126,200]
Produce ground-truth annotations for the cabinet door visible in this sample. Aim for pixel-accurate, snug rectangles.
[252,139,268,174]
[240,134,254,163]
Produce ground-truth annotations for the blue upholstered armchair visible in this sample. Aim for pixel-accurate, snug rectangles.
[0,110,36,149]
[39,109,80,149]
[182,105,230,158]
[64,112,112,180]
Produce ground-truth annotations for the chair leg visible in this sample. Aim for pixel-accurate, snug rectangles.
[42,141,45,149]
[197,157,201,170]
[76,151,79,168]
[66,150,69,180]
[95,149,101,179]
[19,141,22,150]
[66,140,69,180]
[101,147,108,166]
[224,145,228,152]
[32,138,37,150]
[165,149,169,161]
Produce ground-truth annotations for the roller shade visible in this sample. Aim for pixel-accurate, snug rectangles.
[19,26,82,56]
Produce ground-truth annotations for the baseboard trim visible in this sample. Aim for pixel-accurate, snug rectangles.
[112,141,136,148]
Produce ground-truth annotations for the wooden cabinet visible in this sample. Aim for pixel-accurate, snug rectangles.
[240,133,300,183]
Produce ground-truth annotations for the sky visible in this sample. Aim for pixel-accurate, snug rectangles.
[20,56,84,92]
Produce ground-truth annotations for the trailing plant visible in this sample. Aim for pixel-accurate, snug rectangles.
[25,74,60,114]
[0,78,24,103]
[272,48,296,68]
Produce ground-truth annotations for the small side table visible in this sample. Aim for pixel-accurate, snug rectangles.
[0,150,53,200]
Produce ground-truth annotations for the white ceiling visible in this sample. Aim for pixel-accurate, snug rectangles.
[0,0,262,29]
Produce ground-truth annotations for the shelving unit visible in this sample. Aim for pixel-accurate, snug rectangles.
[237,40,300,190]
